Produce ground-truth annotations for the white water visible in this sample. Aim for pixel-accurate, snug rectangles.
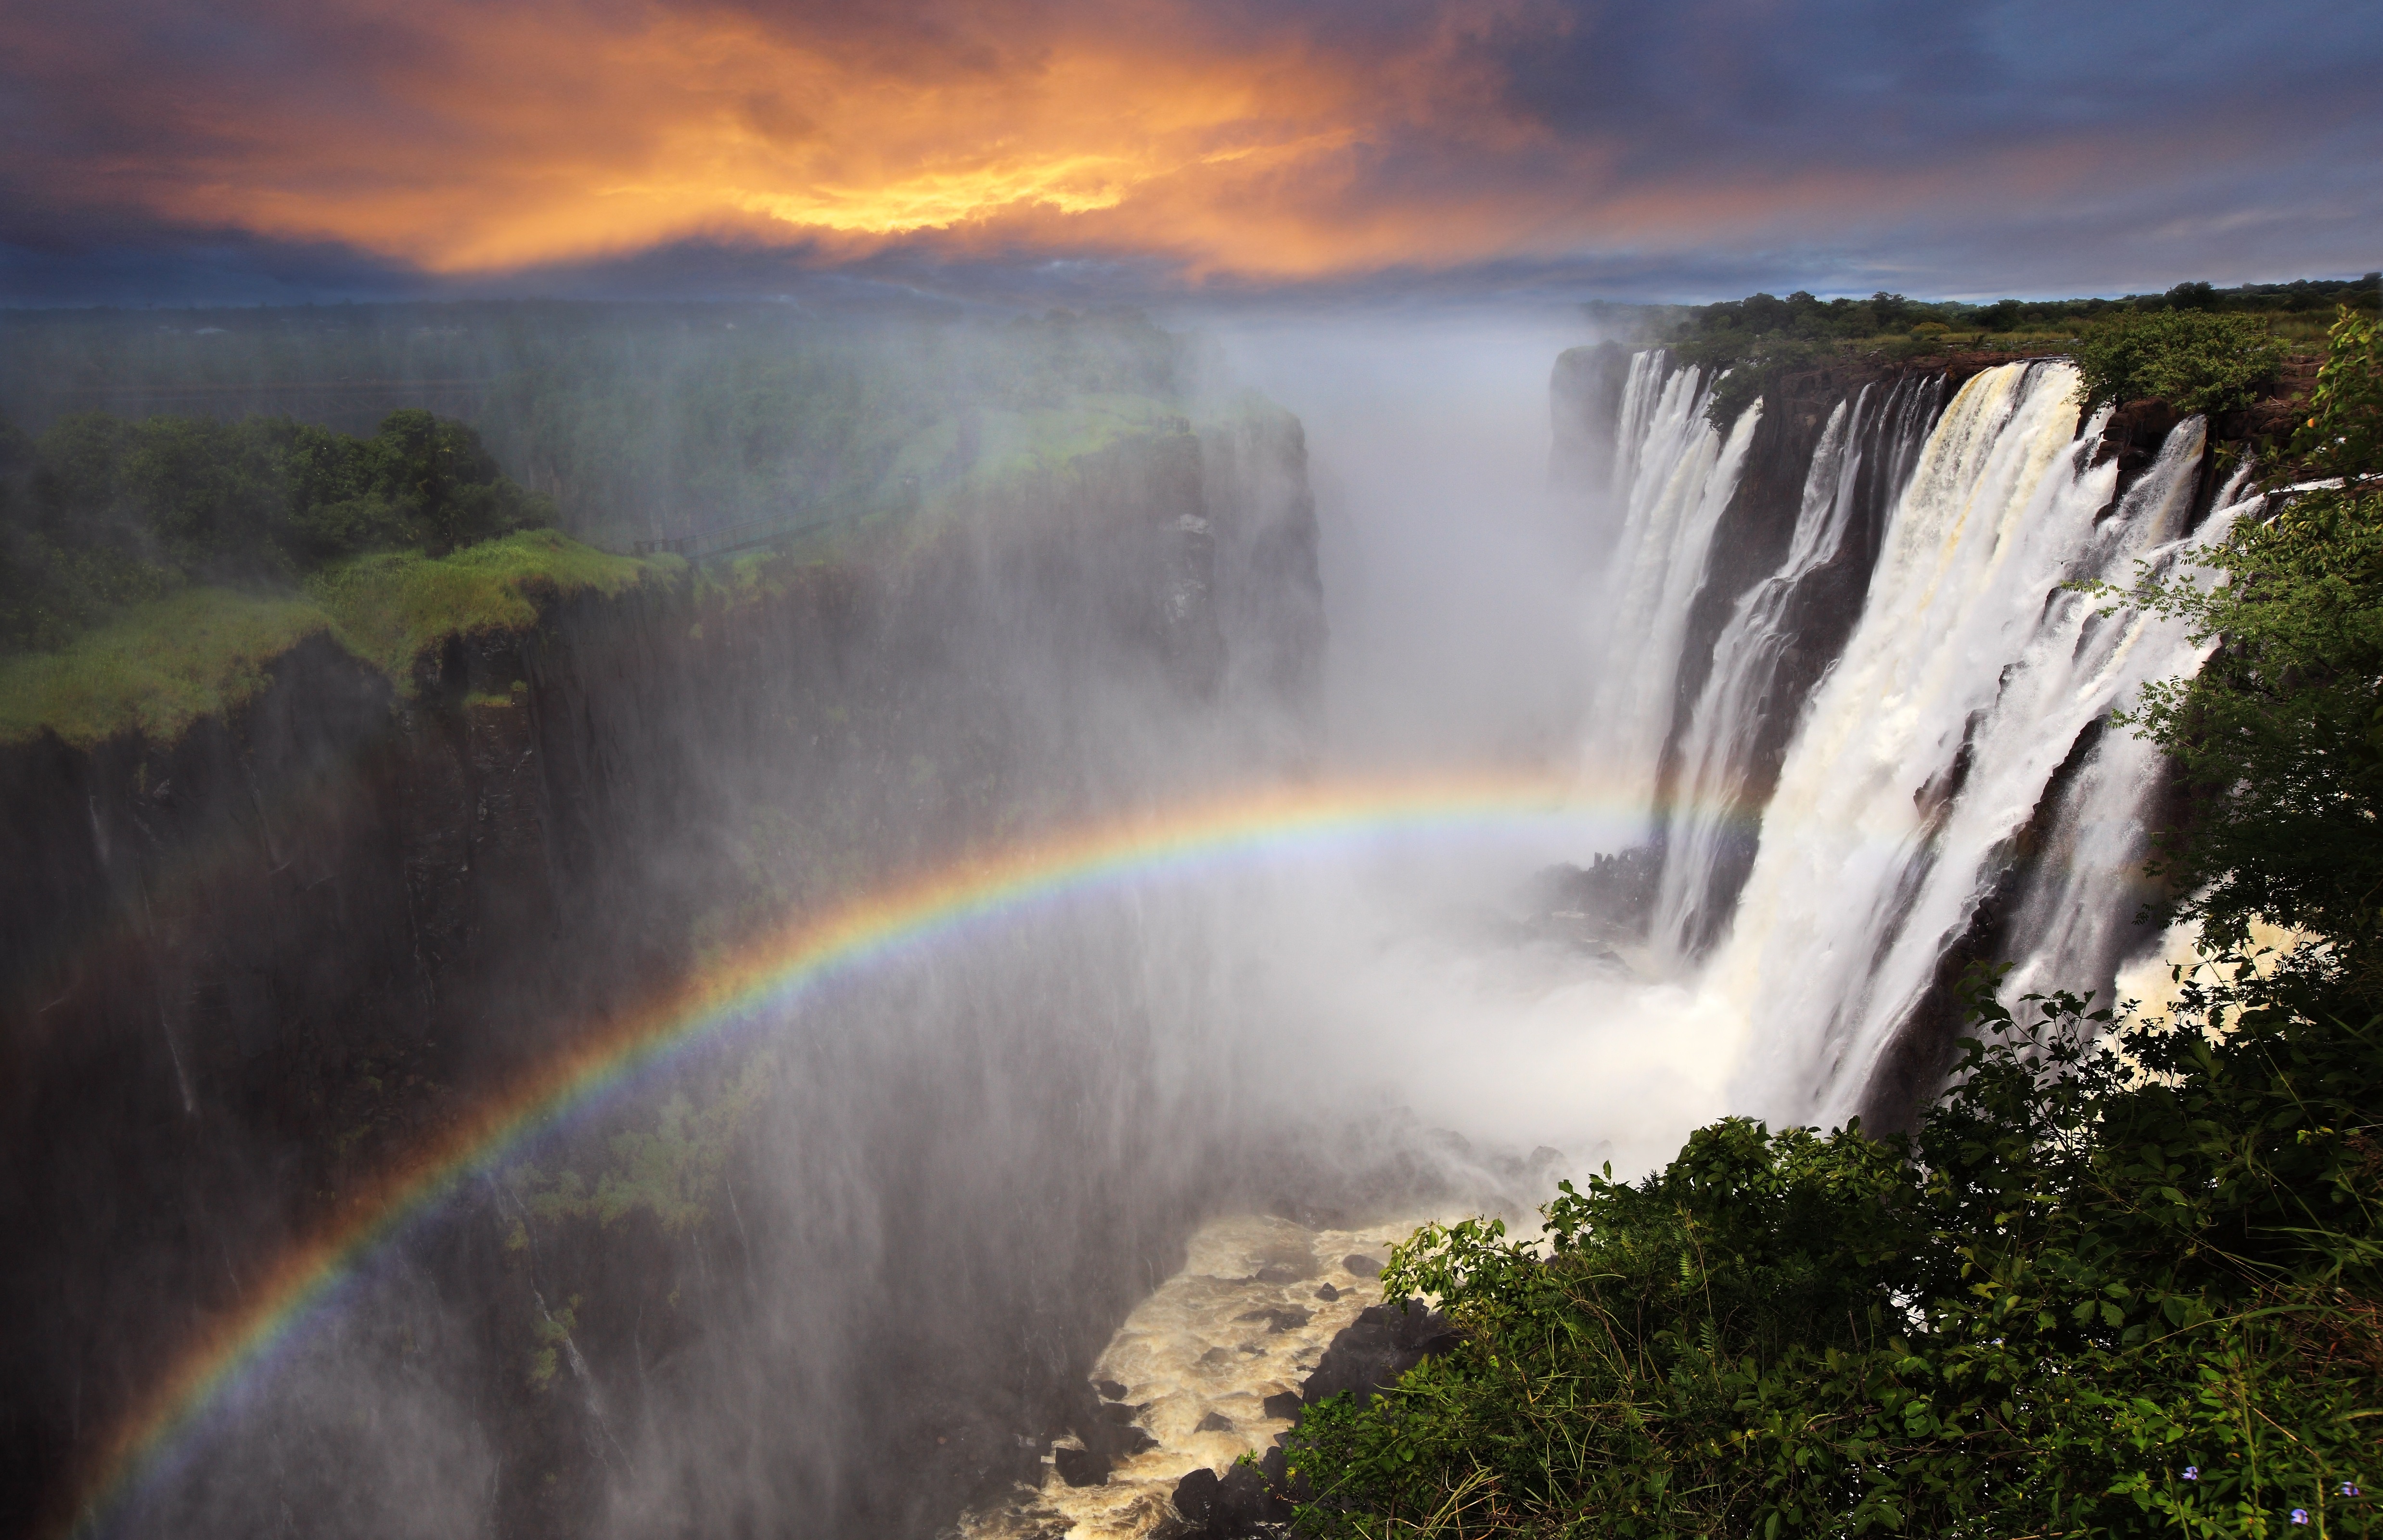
[1691,361,2218,1124]
[965,1215,1419,1540]
[1649,388,1863,963]
[1580,353,1761,831]
[1995,461,2260,1007]
[988,350,2237,1534]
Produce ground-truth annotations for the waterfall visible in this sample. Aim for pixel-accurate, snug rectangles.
[1647,375,1939,963]
[1686,360,2219,1124]
[1993,463,2260,1006]
[1581,351,1762,830]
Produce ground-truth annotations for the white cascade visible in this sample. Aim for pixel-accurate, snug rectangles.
[1994,458,2259,1007]
[1699,360,2221,1125]
[1647,392,1864,964]
[1580,351,1761,830]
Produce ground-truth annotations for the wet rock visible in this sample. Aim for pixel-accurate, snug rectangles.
[1084,1420,1157,1460]
[1312,1283,1338,1302]
[1529,847,1661,943]
[1052,1445,1110,1487]
[1172,1467,1222,1525]
[1169,1453,1292,1538]
[1195,1411,1234,1433]
[1340,1253,1383,1278]
[1302,1300,1460,1409]
[1093,1378,1130,1401]
[1234,1306,1310,1333]
[1260,1391,1303,1422]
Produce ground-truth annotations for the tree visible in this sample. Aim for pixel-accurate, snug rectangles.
[1288,980,2382,1539]
[2103,308,2383,989]
[2070,310,2286,419]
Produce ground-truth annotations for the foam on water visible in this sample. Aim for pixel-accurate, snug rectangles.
[963,1213,1435,1540]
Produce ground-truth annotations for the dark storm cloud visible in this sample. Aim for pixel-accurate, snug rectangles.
[1,0,2377,306]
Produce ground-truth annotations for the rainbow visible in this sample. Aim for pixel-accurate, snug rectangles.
[62,770,1742,1535]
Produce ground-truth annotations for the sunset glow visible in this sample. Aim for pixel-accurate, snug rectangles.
[3,1,2378,304]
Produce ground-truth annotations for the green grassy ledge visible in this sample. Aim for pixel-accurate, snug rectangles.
[307,529,670,683]
[0,530,677,749]
[0,397,1259,750]
[0,588,333,748]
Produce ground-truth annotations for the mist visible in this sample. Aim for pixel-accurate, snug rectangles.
[1205,309,1609,770]
[3,290,2217,1540]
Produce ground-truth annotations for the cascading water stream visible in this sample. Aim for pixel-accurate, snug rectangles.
[1647,395,1862,964]
[1694,360,2222,1125]
[1993,456,2262,1006]
[1581,352,1761,831]
[1647,376,1937,964]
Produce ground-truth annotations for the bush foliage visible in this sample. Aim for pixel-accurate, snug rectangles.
[0,408,552,653]
[1293,980,2381,1539]
[2071,313,2287,419]
[1655,277,2374,431]
[2101,310,2383,991]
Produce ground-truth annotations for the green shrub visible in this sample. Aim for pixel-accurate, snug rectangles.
[2091,308,2383,989]
[2288,309,2381,482]
[0,407,554,652]
[1289,978,2382,1539]
[2071,311,2286,418]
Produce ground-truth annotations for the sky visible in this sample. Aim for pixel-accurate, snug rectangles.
[3,0,2379,309]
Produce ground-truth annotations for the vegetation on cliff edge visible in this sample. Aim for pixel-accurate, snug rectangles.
[1645,277,2374,430]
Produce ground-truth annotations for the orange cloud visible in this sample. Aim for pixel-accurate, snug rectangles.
[71,0,1413,276]
[11,0,2351,293]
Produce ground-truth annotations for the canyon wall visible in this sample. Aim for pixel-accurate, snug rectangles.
[0,407,1324,1539]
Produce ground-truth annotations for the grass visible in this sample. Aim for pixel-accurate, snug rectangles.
[0,587,333,746]
[307,529,669,683]
[0,529,676,746]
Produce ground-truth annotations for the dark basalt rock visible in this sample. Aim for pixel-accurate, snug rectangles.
[1059,1378,1158,1463]
[1195,1411,1234,1433]
[1234,1306,1310,1334]
[1528,848,1662,944]
[1052,1445,1110,1488]
[1171,1452,1292,1537]
[1301,1301,1460,1410]
[1312,1283,1338,1302]
[1173,1299,1459,1536]
[1339,1253,1384,1279]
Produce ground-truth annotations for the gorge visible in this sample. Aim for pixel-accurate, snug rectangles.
[0,313,2273,1540]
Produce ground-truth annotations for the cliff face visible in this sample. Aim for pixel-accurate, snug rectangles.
[1552,343,2293,1129]
[0,416,1324,1540]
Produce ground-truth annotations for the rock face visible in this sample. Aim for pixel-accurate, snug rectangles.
[1552,341,2308,1130]
[0,419,1324,1540]
[1166,1299,1459,1539]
